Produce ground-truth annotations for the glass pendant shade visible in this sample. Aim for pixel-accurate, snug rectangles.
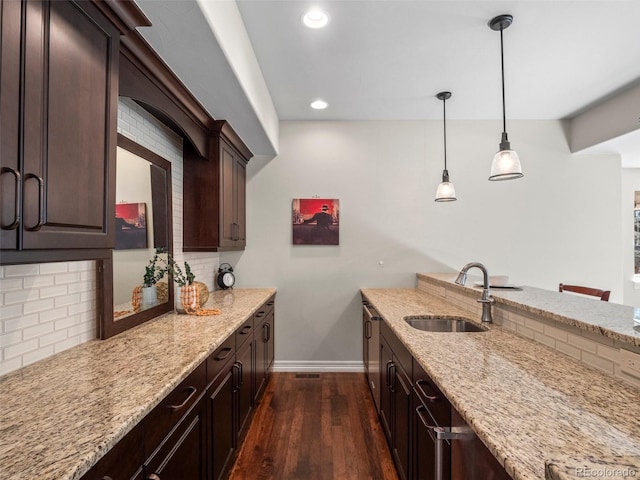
[489,14,523,182]
[435,170,456,202]
[489,148,523,181]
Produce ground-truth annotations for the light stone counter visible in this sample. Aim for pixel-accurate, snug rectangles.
[361,287,640,480]
[0,288,275,480]
[420,273,640,349]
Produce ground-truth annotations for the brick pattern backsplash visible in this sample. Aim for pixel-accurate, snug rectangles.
[0,261,96,375]
[417,277,640,389]
[0,98,221,375]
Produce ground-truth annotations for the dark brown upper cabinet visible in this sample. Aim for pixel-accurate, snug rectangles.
[0,0,147,265]
[183,121,252,252]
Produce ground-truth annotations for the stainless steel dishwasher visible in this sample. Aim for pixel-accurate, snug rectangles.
[363,302,381,412]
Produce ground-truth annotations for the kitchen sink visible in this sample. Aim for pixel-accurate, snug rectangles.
[404,316,488,332]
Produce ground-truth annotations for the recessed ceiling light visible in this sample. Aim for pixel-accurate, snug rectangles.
[302,9,329,29]
[310,99,328,110]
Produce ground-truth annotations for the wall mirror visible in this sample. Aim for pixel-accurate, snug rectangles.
[99,134,173,339]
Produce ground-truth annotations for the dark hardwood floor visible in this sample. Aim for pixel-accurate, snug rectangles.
[229,372,399,480]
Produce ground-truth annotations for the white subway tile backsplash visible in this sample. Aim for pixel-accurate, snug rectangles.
[23,322,54,340]
[22,345,54,365]
[23,298,55,315]
[4,264,39,277]
[39,285,69,299]
[596,344,620,364]
[543,324,569,343]
[533,331,556,349]
[40,307,70,323]
[3,289,39,305]
[4,314,39,332]
[39,263,68,275]
[23,274,55,288]
[0,278,23,292]
[0,357,22,375]
[68,302,92,316]
[54,336,80,354]
[54,294,81,308]
[54,272,81,285]
[54,315,81,331]
[4,338,39,359]
[39,329,68,347]
[0,331,23,348]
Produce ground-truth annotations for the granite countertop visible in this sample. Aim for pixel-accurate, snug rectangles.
[361,287,640,480]
[420,273,640,348]
[0,288,275,480]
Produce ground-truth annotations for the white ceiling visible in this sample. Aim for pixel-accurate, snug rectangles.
[134,0,640,158]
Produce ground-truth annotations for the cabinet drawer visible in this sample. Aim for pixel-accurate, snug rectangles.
[82,423,143,480]
[235,316,254,349]
[207,335,235,385]
[144,361,206,457]
[381,320,412,377]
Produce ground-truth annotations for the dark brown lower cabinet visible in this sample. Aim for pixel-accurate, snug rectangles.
[451,409,511,480]
[79,296,276,480]
[380,328,411,480]
[208,360,236,480]
[235,337,254,442]
[367,311,510,480]
[144,396,208,480]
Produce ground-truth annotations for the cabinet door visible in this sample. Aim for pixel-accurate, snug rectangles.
[254,318,268,403]
[218,140,247,250]
[234,157,246,246]
[145,396,207,480]
[265,309,275,372]
[21,0,117,249]
[219,142,237,249]
[235,338,254,442]
[379,336,394,445]
[208,363,236,480]
[0,0,22,250]
[393,365,412,480]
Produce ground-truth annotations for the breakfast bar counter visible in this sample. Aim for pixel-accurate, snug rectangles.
[361,285,640,480]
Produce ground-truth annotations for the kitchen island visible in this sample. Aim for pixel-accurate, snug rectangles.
[0,288,275,480]
[362,281,640,480]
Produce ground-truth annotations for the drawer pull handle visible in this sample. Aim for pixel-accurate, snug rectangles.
[25,173,44,231]
[1,167,20,230]
[255,311,265,318]
[416,379,440,402]
[214,347,232,361]
[147,474,161,480]
[167,386,197,411]
[239,325,252,335]
[267,300,275,306]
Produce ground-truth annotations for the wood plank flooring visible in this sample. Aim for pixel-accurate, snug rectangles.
[229,372,399,480]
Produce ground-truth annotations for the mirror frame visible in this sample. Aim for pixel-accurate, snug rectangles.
[98,133,174,339]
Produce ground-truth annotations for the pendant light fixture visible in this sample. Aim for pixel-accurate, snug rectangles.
[435,91,457,202]
[488,14,523,181]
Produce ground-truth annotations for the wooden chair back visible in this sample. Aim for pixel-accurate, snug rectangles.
[558,283,610,302]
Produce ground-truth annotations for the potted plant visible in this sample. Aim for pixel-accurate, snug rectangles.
[134,249,169,311]
[170,259,200,313]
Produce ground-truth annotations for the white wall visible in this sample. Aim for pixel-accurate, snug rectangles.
[223,119,622,370]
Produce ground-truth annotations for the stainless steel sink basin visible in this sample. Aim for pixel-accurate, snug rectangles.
[404,316,487,332]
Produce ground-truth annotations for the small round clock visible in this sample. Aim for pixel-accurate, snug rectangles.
[216,263,235,290]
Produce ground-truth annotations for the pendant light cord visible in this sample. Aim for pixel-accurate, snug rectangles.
[500,25,507,137]
[442,96,448,171]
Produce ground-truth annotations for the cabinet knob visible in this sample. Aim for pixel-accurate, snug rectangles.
[147,475,161,480]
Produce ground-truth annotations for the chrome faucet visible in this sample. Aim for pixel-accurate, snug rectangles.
[454,262,494,323]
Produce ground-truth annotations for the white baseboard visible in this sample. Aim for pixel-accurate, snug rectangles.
[272,360,365,373]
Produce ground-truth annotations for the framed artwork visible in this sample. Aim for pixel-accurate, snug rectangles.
[292,198,340,245]
[115,202,148,250]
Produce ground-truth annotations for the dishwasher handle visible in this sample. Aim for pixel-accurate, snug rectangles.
[416,405,474,480]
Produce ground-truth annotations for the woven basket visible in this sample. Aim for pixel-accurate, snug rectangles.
[156,281,169,304]
[194,281,209,307]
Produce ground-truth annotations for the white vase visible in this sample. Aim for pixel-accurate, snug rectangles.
[141,285,158,309]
